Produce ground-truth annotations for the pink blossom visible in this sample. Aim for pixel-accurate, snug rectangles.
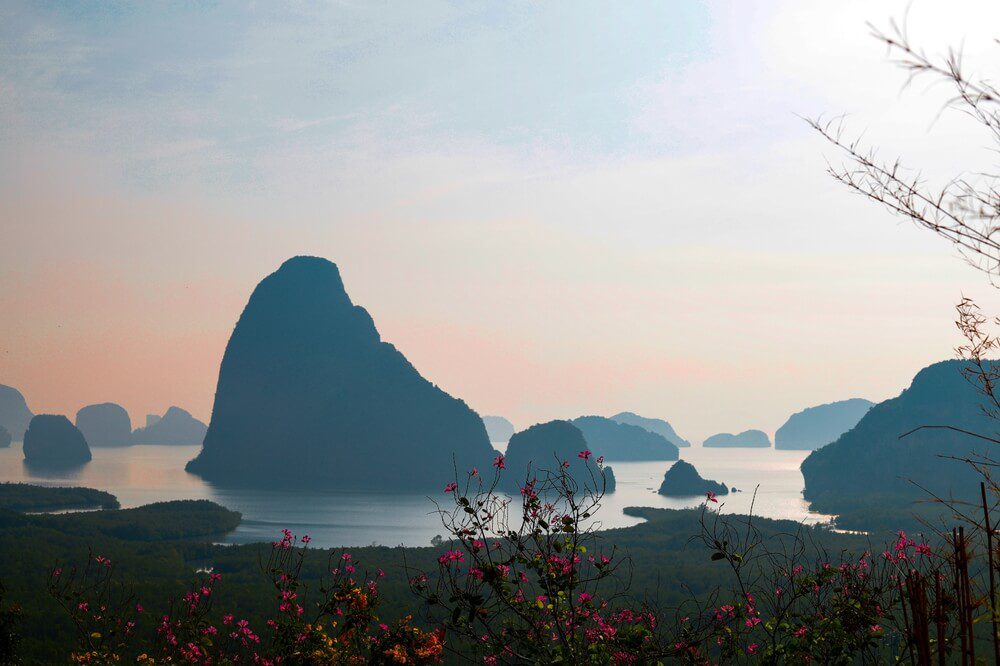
[444,482,458,493]
[747,643,759,654]
[493,454,505,470]
[706,491,718,503]
[578,450,592,460]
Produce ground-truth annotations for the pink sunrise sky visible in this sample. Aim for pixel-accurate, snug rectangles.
[2,1,999,445]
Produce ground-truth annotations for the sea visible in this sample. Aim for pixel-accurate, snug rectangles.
[0,443,834,549]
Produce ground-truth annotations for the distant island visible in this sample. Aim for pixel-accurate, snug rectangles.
[22,415,92,466]
[658,460,728,497]
[76,402,132,447]
[502,420,615,493]
[571,416,679,461]
[774,398,873,450]
[0,425,10,448]
[131,406,207,445]
[610,411,691,447]
[0,384,33,441]
[801,360,996,514]
[186,257,495,490]
[482,415,515,443]
[702,429,771,448]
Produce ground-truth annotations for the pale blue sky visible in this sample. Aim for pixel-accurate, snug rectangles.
[2,1,999,443]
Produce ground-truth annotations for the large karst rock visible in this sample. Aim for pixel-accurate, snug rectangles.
[76,403,132,447]
[703,429,771,448]
[0,384,33,441]
[774,398,873,451]
[185,257,495,489]
[22,415,92,466]
[658,460,728,497]
[802,360,998,513]
[132,406,207,445]
[0,425,10,448]
[610,411,691,447]
[571,416,679,460]
[502,421,616,493]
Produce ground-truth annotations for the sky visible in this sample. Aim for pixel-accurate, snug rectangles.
[3,0,1000,444]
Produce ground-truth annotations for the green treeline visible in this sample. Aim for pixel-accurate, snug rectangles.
[0,483,119,511]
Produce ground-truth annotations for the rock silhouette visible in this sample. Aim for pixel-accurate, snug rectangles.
[703,429,771,448]
[0,425,10,448]
[571,416,679,460]
[482,415,515,443]
[502,421,615,493]
[76,403,132,447]
[658,460,727,497]
[186,257,495,489]
[774,398,873,450]
[22,415,92,466]
[610,411,691,447]
[0,384,33,441]
[131,407,207,445]
[802,360,997,512]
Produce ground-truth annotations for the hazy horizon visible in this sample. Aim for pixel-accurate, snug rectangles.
[3,1,999,445]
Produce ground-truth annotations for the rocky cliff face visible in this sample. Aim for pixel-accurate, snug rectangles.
[76,403,132,447]
[132,407,206,445]
[658,460,727,497]
[22,415,92,466]
[801,360,997,512]
[0,385,33,441]
[502,420,616,493]
[186,257,494,489]
[774,398,873,450]
[0,425,10,448]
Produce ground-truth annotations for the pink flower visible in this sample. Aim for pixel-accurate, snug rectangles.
[578,450,592,460]
[301,535,311,544]
[493,454,505,470]
[706,491,718,503]
[470,467,479,477]
[870,624,882,633]
[794,626,808,638]
[578,592,592,604]
[747,643,759,654]
[444,482,458,493]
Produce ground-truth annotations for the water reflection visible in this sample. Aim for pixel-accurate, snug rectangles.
[22,458,89,479]
[0,443,833,548]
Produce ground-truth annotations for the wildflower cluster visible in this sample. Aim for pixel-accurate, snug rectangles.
[410,454,664,664]
[51,533,444,665]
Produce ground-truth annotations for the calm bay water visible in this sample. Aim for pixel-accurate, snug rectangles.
[0,443,833,548]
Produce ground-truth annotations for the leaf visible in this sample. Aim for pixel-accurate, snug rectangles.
[711,552,726,561]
